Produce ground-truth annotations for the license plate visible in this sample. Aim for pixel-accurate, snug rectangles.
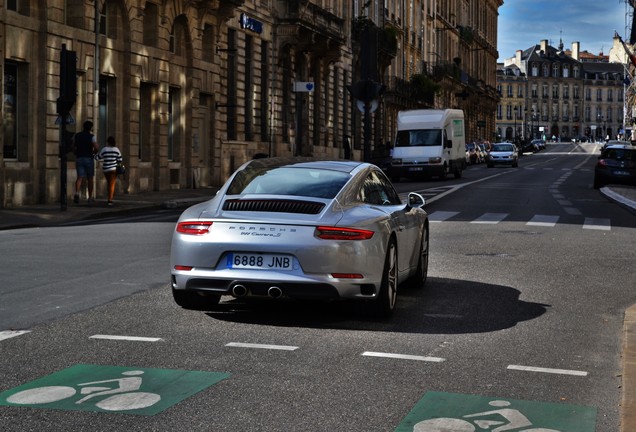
[408,167,424,171]
[613,170,630,176]
[226,253,293,270]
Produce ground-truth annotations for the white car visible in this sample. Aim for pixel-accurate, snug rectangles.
[486,142,519,168]
[170,157,430,318]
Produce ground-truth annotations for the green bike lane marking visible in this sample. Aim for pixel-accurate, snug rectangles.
[0,364,229,416]
[395,391,597,431]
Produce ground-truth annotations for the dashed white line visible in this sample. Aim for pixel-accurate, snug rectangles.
[225,342,299,351]
[507,364,588,376]
[362,351,445,362]
[428,211,460,222]
[89,334,163,342]
[0,330,31,341]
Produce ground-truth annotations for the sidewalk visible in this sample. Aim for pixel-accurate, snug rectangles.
[0,184,635,430]
[0,186,217,230]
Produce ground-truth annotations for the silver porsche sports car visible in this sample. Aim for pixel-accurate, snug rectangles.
[170,157,429,318]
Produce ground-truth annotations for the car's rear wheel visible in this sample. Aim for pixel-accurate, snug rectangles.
[172,288,221,310]
[364,239,398,318]
[408,226,429,289]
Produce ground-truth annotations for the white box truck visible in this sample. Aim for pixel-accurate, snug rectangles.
[390,109,467,181]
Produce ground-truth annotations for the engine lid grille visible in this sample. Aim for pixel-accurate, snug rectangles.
[222,199,325,215]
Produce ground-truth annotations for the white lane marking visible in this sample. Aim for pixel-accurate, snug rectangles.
[225,342,299,351]
[428,211,459,223]
[583,217,611,231]
[527,215,559,227]
[0,330,31,341]
[507,364,588,376]
[362,351,445,362]
[470,213,508,224]
[89,334,163,342]
[564,207,582,215]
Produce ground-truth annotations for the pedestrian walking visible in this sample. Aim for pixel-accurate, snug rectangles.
[72,121,99,204]
[95,136,123,206]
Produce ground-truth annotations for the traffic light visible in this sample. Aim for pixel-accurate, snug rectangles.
[346,79,385,103]
[57,46,77,115]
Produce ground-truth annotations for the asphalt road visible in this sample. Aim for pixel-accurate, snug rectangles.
[0,143,634,431]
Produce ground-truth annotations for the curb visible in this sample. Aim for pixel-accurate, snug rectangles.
[623,304,636,431]
[600,187,636,215]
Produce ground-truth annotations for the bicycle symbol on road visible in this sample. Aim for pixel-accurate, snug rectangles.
[6,370,160,411]
[413,400,559,432]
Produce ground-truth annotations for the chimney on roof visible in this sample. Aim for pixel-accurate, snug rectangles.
[516,49,522,66]
[540,39,548,53]
[572,41,580,61]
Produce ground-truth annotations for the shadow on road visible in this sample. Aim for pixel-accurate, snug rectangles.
[204,277,549,334]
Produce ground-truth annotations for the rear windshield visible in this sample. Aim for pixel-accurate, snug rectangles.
[604,148,636,161]
[395,129,442,147]
[226,166,350,199]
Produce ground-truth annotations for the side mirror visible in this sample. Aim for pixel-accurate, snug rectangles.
[444,139,453,149]
[406,192,425,209]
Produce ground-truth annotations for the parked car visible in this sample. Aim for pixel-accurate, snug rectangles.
[466,142,480,164]
[170,157,429,318]
[519,140,537,154]
[593,144,636,189]
[486,142,519,168]
[531,138,546,150]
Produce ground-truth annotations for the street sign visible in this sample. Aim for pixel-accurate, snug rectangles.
[0,364,230,416]
[395,391,597,431]
[293,81,314,92]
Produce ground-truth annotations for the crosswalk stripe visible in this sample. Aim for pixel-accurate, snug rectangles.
[527,215,559,227]
[470,213,508,224]
[583,217,611,231]
[428,211,459,222]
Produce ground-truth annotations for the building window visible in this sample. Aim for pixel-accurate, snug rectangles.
[261,40,270,141]
[531,64,539,77]
[139,83,155,162]
[245,35,253,141]
[143,2,159,47]
[542,84,548,99]
[507,85,513,97]
[607,89,613,101]
[573,86,579,99]
[596,89,602,102]
[168,87,181,161]
[7,0,29,15]
[563,66,569,78]
[66,0,84,28]
[563,85,569,99]
[227,29,237,140]
[517,85,523,98]
[531,84,537,98]
[552,85,559,99]
[573,67,579,78]
[552,63,559,77]
[3,62,27,160]
[585,88,591,101]
[543,64,549,77]
[202,24,215,63]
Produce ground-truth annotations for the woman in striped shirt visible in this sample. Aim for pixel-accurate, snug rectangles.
[95,136,123,206]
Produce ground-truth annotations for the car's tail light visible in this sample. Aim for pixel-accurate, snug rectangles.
[315,226,374,240]
[176,221,213,235]
[174,265,193,271]
[597,159,608,167]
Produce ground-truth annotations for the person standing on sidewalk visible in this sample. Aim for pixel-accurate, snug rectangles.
[72,121,99,204]
[95,136,122,206]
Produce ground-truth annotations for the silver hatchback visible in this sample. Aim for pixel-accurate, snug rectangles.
[486,142,519,168]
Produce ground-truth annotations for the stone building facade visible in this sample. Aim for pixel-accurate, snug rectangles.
[1,0,502,208]
[497,38,626,143]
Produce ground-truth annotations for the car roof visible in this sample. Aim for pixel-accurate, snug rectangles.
[604,144,634,150]
[245,157,366,173]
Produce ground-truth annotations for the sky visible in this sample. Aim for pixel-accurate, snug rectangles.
[497,0,630,61]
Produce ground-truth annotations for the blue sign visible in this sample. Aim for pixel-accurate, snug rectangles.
[240,13,263,34]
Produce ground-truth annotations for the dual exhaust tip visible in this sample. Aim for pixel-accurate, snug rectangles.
[231,284,283,299]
